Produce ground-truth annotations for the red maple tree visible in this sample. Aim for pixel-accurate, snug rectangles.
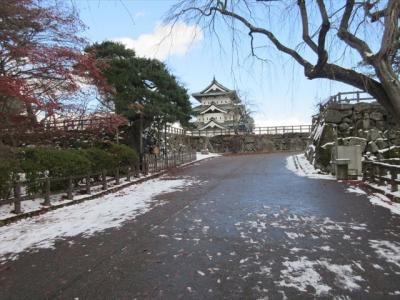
[0,0,111,131]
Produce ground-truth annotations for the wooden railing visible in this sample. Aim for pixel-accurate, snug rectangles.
[312,91,376,121]
[1,150,196,215]
[0,116,121,134]
[362,160,400,193]
[42,117,117,132]
[328,91,375,103]
[165,125,312,137]
[144,151,196,173]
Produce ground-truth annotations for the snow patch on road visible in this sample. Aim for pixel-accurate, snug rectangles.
[0,177,195,263]
[195,152,221,161]
[346,186,367,195]
[319,261,364,291]
[368,193,400,216]
[285,232,305,239]
[369,240,400,268]
[346,185,400,216]
[278,257,331,295]
[278,257,364,295]
[286,154,335,180]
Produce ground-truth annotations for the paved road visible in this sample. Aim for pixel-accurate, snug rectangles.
[1,153,400,299]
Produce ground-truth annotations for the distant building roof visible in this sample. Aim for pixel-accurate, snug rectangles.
[198,118,227,130]
[192,78,240,102]
[199,104,228,114]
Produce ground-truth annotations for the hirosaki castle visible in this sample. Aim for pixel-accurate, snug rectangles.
[192,78,253,131]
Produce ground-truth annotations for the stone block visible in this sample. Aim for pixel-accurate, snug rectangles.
[342,117,352,123]
[343,137,367,152]
[370,111,384,121]
[367,141,379,153]
[368,128,382,141]
[354,102,372,112]
[376,121,386,130]
[325,109,343,123]
[328,103,354,111]
[338,122,350,131]
[244,136,255,143]
[375,138,389,149]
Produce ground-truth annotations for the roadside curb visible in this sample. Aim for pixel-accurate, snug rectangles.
[0,157,211,227]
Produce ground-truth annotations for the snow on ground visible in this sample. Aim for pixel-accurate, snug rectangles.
[0,177,198,263]
[278,257,331,296]
[346,187,400,216]
[368,193,400,215]
[346,186,367,195]
[279,258,364,295]
[0,199,44,220]
[367,182,400,201]
[286,154,335,180]
[0,153,220,221]
[287,154,400,216]
[195,152,221,161]
[0,173,162,221]
[319,262,364,291]
[369,240,400,269]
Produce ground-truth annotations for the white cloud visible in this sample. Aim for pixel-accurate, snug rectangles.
[114,21,203,61]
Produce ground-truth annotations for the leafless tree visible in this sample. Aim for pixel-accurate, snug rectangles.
[168,0,400,122]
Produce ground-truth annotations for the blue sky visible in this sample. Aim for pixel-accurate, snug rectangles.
[75,0,360,126]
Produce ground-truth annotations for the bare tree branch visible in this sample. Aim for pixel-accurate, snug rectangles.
[297,0,318,53]
[338,0,374,61]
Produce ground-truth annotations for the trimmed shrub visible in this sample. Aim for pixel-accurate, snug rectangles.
[0,146,20,199]
[21,147,91,192]
[97,141,139,168]
[78,148,118,172]
[0,143,138,197]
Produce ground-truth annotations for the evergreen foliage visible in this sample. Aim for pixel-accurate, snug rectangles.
[87,41,192,128]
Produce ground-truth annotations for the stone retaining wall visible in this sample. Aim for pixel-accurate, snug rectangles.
[183,133,309,153]
[308,101,400,172]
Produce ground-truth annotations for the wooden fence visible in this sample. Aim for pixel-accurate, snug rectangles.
[165,125,311,137]
[42,117,118,132]
[328,91,375,104]
[144,151,196,173]
[0,116,120,134]
[362,159,400,193]
[1,150,196,215]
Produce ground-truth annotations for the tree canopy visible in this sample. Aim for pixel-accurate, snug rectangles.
[0,0,109,130]
[88,41,192,129]
[169,0,400,122]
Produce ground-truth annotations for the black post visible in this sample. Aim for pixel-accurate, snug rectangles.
[86,175,91,194]
[115,167,120,185]
[139,112,144,173]
[102,170,107,190]
[67,176,73,200]
[127,167,131,181]
[13,182,22,214]
[390,169,398,192]
[43,177,51,206]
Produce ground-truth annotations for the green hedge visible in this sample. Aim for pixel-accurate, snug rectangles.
[21,147,92,192]
[0,142,139,197]
[0,146,20,199]
[78,148,118,172]
[96,141,139,167]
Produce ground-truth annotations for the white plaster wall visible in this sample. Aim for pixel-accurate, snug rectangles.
[201,95,232,106]
[202,112,225,122]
